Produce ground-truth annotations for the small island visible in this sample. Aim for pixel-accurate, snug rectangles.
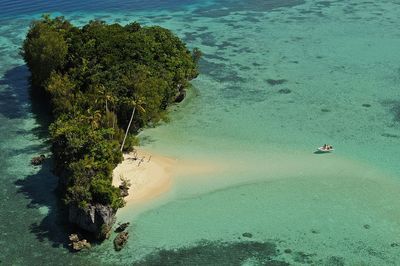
[22,15,200,241]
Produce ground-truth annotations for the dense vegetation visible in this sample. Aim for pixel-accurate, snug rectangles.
[22,15,200,211]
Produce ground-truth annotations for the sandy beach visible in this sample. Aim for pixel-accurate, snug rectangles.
[112,148,176,205]
[112,148,224,206]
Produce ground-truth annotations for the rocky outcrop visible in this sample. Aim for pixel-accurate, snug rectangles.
[115,222,130,233]
[114,231,129,251]
[69,234,91,251]
[119,185,129,197]
[68,204,116,240]
[31,154,45,166]
[174,84,187,103]
[174,89,186,103]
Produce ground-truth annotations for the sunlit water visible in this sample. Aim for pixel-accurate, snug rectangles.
[1,0,400,265]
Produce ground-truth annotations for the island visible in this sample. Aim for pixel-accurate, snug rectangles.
[22,15,200,241]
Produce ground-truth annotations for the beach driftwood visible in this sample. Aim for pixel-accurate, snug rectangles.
[138,156,145,166]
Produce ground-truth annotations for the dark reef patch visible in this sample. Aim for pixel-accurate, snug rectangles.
[316,1,333,7]
[242,232,253,238]
[199,59,244,83]
[278,88,292,94]
[293,251,316,264]
[381,133,400,138]
[246,16,261,23]
[133,240,290,266]
[183,31,216,47]
[381,100,400,123]
[196,26,209,32]
[322,256,345,266]
[233,47,253,54]
[235,64,251,71]
[267,79,287,85]
[203,53,226,61]
[216,41,238,49]
[192,8,232,18]
[183,31,197,42]
[311,229,320,234]
[191,0,305,18]
[284,248,292,254]
[198,32,217,47]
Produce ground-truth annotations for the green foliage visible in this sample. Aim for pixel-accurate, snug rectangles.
[122,135,139,153]
[90,178,125,209]
[22,15,200,212]
[119,175,131,190]
[22,15,70,87]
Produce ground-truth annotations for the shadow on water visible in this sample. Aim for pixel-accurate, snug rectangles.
[1,65,73,249]
[15,159,74,249]
[0,65,52,141]
[0,65,31,120]
[313,150,333,155]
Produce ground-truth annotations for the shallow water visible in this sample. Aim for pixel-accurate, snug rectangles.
[1,0,400,265]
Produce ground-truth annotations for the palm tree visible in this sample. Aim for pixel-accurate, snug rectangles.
[87,108,102,129]
[120,97,145,152]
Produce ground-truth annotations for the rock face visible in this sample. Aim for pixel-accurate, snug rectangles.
[31,154,45,165]
[114,231,129,251]
[69,234,91,251]
[68,204,116,240]
[119,185,129,197]
[174,88,186,103]
[115,222,130,233]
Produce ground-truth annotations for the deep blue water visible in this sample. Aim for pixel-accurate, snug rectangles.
[0,0,199,19]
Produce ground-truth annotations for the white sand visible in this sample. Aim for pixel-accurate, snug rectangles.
[113,148,175,205]
[113,148,223,206]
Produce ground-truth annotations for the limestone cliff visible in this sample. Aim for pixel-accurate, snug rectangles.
[68,204,116,239]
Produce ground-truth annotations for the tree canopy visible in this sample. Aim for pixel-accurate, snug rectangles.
[22,15,200,211]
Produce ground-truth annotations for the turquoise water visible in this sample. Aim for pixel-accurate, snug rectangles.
[1,0,400,265]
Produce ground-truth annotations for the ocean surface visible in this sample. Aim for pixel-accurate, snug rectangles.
[1,0,400,265]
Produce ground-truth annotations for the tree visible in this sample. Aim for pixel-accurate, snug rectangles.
[192,47,202,64]
[120,97,145,152]
[22,23,68,87]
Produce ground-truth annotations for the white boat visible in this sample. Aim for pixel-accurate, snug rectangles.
[317,146,334,153]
